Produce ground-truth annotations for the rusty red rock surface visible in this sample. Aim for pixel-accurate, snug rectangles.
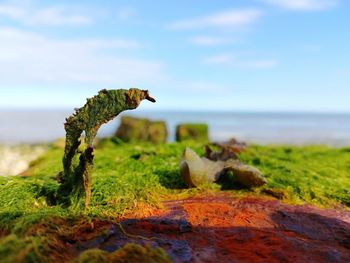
[78,196,350,262]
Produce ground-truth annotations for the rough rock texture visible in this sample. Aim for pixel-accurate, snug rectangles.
[115,116,167,144]
[176,124,209,142]
[76,195,350,263]
[57,88,155,207]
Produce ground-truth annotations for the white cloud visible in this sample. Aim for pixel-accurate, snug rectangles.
[117,7,137,21]
[189,36,236,46]
[0,3,92,26]
[169,9,262,30]
[0,4,25,19]
[183,81,229,93]
[0,27,165,86]
[204,53,277,69]
[26,6,91,26]
[262,0,338,10]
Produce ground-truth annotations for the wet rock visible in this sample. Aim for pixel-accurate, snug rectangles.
[180,147,224,187]
[115,116,167,144]
[225,160,267,187]
[176,123,208,142]
[262,188,289,200]
[205,138,247,161]
[180,147,211,187]
[218,138,247,153]
[75,196,350,263]
[180,147,266,188]
[205,145,238,161]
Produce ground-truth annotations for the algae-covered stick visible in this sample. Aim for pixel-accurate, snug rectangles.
[57,88,156,207]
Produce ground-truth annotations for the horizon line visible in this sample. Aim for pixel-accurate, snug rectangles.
[1,107,350,115]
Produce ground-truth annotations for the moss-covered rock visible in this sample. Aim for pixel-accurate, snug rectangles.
[115,116,167,144]
[176,123,209,142]
[2,142,350,262]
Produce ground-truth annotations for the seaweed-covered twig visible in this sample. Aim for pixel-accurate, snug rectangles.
[57,88,155,207]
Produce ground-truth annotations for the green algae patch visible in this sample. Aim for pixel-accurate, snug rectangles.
[74,243,172,263]
[0,141,350,262]
[1,142,350,221]
[239,145,350,207]
[0,235,44,263]
[176,123,209,142]
[115,116,168,144]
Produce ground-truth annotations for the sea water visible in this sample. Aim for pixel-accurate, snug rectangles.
[0,110,350,146]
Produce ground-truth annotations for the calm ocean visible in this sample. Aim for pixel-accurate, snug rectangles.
[1,110,350,146]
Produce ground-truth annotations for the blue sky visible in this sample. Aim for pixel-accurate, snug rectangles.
[0,0,349,112]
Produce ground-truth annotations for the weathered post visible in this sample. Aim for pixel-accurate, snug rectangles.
[56,88,156,207]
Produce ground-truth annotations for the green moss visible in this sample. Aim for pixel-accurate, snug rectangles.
[116,116,168,144]
[73,243,172,263]
[239,145,350,206]
[176,123,209,142]
[1,142,350,219]
[0,234,48,263]
[72,249,109,263]
[0,141,350,262]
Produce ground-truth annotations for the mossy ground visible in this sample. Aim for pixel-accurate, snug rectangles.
[0,139,350,262]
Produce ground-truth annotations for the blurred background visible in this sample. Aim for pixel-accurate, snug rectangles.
[0,0,349,145]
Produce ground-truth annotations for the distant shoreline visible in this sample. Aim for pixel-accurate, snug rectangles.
[1,110,350,146]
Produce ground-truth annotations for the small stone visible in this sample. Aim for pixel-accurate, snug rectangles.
[180,147,267,188]
[225,161,267,187]
[180,147,211,187]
